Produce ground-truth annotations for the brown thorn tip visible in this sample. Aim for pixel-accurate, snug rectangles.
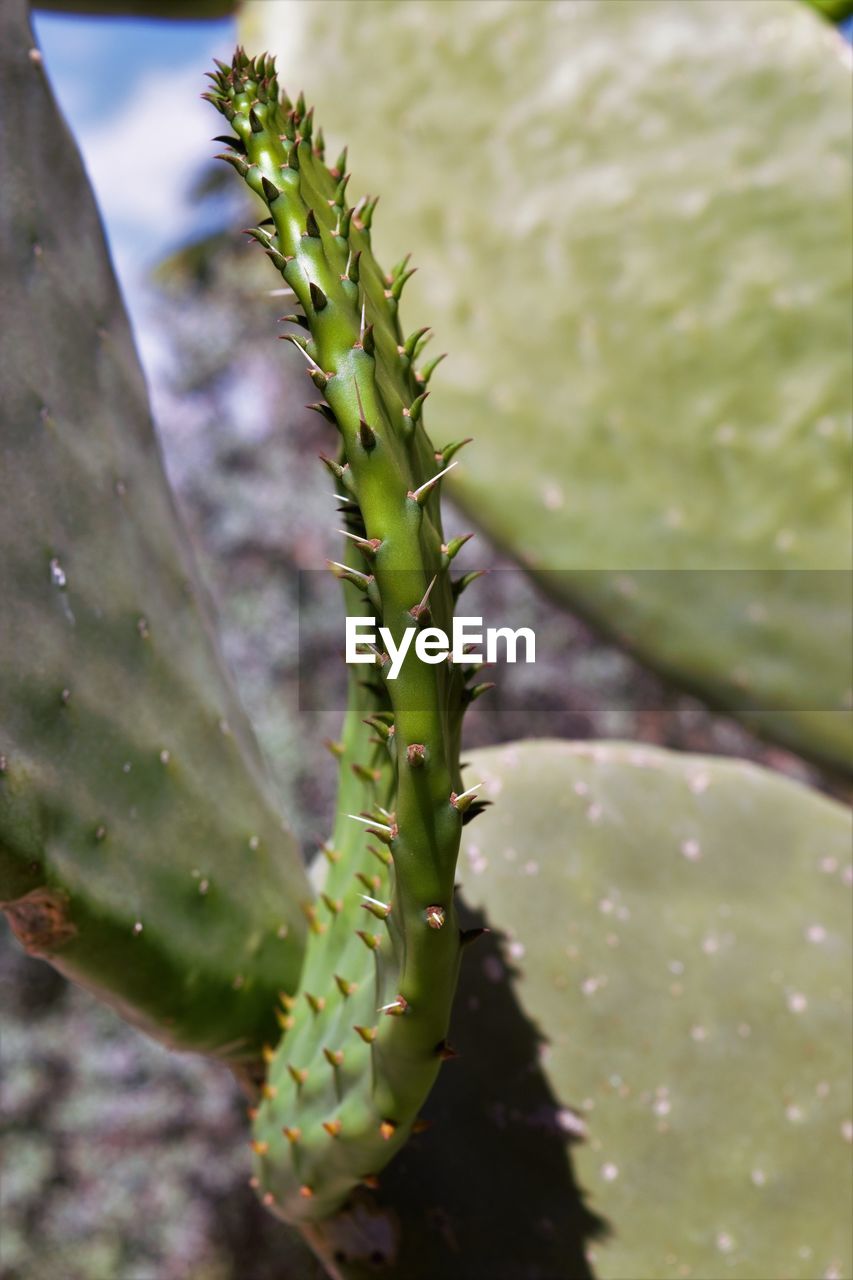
[299,1185,314,1199]
[323,1119,343,1138]
[379,1121,397,1141]
[251,1139,269,1155]
[283,1126,302,1143]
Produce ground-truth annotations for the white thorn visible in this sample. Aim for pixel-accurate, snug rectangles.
[455,783,482,803]
[347,814,393,834]
[337,528,375,551]
[288,340,323,372]
[410,460,458,501]
[412,574,437,614]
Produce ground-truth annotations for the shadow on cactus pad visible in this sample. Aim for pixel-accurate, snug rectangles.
[298,908,607,1279]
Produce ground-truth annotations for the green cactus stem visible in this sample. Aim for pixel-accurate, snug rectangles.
[207,48,481,1220]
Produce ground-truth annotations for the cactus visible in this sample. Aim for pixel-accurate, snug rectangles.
[203,49,481,1220]
[2,10,851,1274]
[0,0,310,1066]
[247,0,853,772]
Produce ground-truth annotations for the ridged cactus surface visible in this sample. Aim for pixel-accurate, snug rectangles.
[246,0,853,770]
[206,49,481,1220]
[0,1,310,1066]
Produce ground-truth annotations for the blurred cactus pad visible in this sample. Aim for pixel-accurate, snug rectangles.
[245,0,853,770]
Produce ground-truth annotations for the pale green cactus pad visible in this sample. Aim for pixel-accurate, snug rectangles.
[247,0,853,770]
[456,741,853,1280]
[0,0,310,1065]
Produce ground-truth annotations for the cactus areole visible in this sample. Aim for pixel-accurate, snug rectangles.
[205,48,489,1222]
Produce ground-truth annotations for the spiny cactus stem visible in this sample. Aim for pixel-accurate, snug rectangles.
[207,48,473,1224]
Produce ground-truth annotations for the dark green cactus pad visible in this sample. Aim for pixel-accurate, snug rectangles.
[248,0,853,771]
[0,1,310,1065]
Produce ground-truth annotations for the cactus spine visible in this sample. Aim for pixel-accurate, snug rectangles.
[206,49,483,1220]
